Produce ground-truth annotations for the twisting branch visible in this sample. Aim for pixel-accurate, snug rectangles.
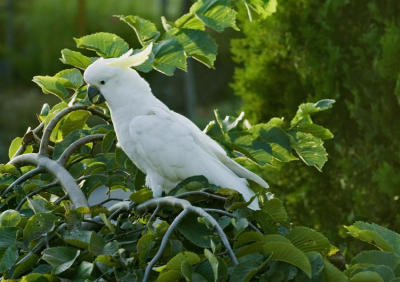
[58,134,105,166]
[204,208,262,234]
[9,153,88,209]
[11,123,45,160]
[137,196,238,282]
[16,180,60,211]
[176,189,226,201]
[143,209,189,282]
[39,105,88,155]
[1,167,44,197]
[146,203,160,231]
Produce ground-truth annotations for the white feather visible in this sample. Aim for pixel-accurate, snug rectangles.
[83,58,269,210]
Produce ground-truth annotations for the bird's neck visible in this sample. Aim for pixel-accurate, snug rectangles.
[104,72,168,133]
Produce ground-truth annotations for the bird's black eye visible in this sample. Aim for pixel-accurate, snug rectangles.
[100,80,105,85]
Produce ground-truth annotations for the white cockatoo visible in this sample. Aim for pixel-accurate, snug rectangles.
[83,44,269,210]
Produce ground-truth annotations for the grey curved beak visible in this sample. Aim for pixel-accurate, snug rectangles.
[87,85,105,104]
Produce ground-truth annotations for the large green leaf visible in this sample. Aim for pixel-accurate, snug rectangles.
[32,75,70,99]
[245,0,278,19]
[153,39,187,75]
[117,15,160,45]
[0,227,18,273]
[229,253,270,282]
[262,241,312,278]
[166,28,217,68]
[60,49,93,69]
[323,259,348,282]
[54,69,83,90]
[190,0,238,32]
[345,221,400,255]
[286,227,331,256]
[75,32,129,58]
[261,198,288,222]
[42,247,80,275]
[289,131,328,171]
[351,250,400,271]
[0,210,21,227]
[291,99,335,126]
[23,213,58,242]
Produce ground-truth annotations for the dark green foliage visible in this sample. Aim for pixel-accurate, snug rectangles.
[231,0,400,247]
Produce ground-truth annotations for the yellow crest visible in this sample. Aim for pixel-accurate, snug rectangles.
[108,43,153,68]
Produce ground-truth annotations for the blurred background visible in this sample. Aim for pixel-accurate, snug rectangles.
[2,0,400,253]
[0,0,240,163]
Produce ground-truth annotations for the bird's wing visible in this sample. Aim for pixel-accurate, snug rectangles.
[173,112,269,189]
[127,110,234,185]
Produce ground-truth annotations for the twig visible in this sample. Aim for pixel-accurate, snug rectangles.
[54,194,68,205]
[16,180,60,211]
[204,208,262,234]
[9,153,89,209]
[176,190,226,201]
[137,197,238,276]
[146,203,160,231]
[39,105,88,155]
[58,134,105,166]
[1,167,44,197]
[93,197,125,207]
[143,209,189,282]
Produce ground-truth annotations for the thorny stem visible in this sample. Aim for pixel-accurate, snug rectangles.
[143,209,189,282]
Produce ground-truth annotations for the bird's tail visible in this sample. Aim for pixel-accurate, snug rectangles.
[220,157,269,189]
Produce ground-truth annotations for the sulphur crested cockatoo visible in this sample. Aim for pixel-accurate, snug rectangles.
[83,44,269,210]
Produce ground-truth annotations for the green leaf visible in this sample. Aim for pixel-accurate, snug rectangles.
[286,227,331,256]
[42,247,80,275]
[262,241,312,278]
[74,261,94,280]
[102,130,116,153]
[157,270,181,282]
[0,210,21,227]
[261,198,288,222]
[58,110,90,140]
[229,253,270,282]
[0,227,18,273]
[245,0,278,19]
[153,39,187,75]
[191,0,238,32]
[345,221,400,255]
[166,28,217,68]
[289,131,328,171]
[204,249,218,282]
[117,15,160,45]
[12,254,39,279]
[137,233,156,263]
[166,251,201,270]
[60,48,93,69]
[291,99,335,126]
[130,188,153,204]
[54,68,83,89]
[32,75,70,99]
[175,13,205,30]
[351,250,400,270]
[350,271,383,282]
[177,214,215,248]
[75,32,129,58]
[23,213,58,242]
[323,258,348,282]
[63,230,93,249]
[8,137,22,160]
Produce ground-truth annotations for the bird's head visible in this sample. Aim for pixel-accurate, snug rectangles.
[83,43,153,104]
